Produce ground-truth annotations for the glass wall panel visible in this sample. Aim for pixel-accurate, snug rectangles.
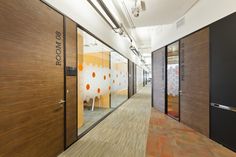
[110,51,128,108]
[77,28,128,135]
[167,41,180,120]
[77,28,112,135]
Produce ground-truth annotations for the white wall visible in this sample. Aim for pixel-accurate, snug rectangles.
[151,0,236,51]
[43,0,146,68]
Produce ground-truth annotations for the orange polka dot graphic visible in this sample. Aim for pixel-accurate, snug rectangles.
[79,64,83,71]
[92,72,96,78]
[86,84,90,90]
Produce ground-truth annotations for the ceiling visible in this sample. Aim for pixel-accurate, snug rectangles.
[111,0,199,46]
[80,0,199,71]
[109,0,199,71]
[119,0,199,27]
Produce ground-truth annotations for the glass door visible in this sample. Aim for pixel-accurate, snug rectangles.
[167,42,180,120]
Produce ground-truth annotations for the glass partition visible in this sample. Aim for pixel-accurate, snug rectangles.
[167,42,180,120]
[77,28,112,135]
[110,51,128,108]
[77,28,128,135]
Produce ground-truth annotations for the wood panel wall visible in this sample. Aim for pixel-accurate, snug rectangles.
[65,17,78,147]
[0,1,64,156]
[152,47,166,113]
[180,28,210,137]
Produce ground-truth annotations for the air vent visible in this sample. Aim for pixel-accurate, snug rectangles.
[176,17,185,29]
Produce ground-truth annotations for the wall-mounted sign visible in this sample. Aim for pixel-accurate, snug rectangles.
[55,31,62,66]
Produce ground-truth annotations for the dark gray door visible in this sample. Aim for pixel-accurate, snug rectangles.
[152,47,166,113]
[210,12,236,152]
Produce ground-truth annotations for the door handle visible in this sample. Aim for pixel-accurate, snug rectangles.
[179,90,183,95]
[211,103,236,112]
[58,100,65,104]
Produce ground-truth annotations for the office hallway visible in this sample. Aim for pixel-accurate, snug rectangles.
[1,1,236,156]
[60,85,236,157]
[59,86,152,157]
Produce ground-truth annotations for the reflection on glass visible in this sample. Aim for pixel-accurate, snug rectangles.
[77,28,128,135]
[167,42,180,120]
[110,52,128,108]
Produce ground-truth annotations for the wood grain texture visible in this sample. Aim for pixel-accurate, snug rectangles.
[65,17,77,67]
[66,76,77,147]
[152,48,166,113]
[59,87,151,157]
[65,17,78,147]
[180,28,210,137]
[0,0,64,156]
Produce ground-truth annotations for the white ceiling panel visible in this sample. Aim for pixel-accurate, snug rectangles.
[121,0,199,27]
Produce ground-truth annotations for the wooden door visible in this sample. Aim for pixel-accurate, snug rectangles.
[152,48,166,113]
[65,17,78,147]
[180,28,209,137]
[0,1,64,156]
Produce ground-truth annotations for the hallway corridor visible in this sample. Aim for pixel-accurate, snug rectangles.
[1,1,236,156]
[59,86,152,157]
[60,85,236,157]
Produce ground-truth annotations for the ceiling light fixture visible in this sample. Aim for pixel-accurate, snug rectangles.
[130,45,141,57]
[88,0,124,33]
[88,0,135,44]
